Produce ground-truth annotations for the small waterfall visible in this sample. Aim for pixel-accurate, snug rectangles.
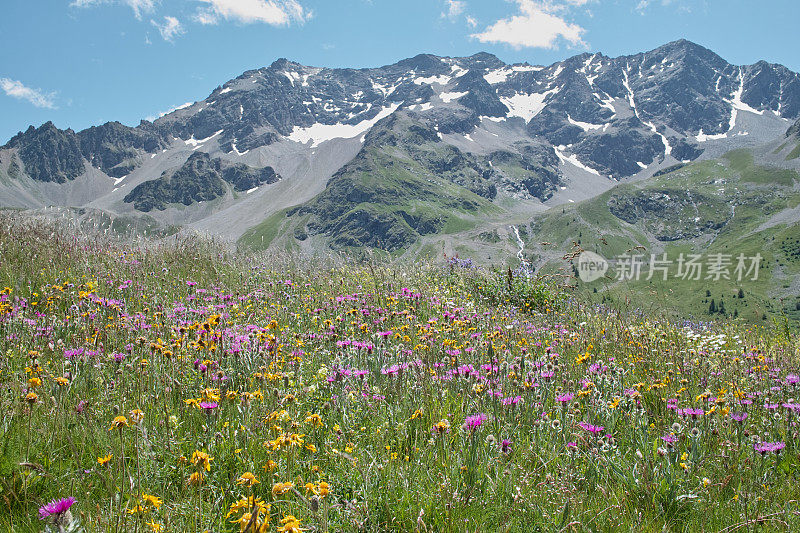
[511,225,533,276]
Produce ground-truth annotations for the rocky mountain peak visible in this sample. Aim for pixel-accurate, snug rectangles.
[1,41,799,247]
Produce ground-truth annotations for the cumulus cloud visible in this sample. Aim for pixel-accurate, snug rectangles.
[151,16,184,41]
[442,0,466,20]
[194,0,312,26]
[471,0,587,50]
[0,78,57,109]
[70,0,156,20]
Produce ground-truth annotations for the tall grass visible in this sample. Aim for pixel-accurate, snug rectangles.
[1,212,799,532]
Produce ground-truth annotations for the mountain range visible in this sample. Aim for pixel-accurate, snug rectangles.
[0,39,798,265]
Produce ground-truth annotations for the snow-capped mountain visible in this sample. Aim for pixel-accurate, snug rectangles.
[0,39,798,249]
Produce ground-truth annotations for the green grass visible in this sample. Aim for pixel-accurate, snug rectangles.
[238,209,293,251]
[724,149,798,186]
[440,215,477,234]
[518,153,800,324]
[787,142,800,161]
[3,213,800,532]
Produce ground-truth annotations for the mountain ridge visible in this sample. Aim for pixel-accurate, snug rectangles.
[0,39,798,253]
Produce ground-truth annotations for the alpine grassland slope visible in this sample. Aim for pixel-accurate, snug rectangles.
[518,148,800,324]
[2,212,800,532]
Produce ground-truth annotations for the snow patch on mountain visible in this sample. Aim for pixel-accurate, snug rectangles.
[696,129,728,142]
[500,89,559,123]
[554,146,601,176]
[623,68,671,156]
[283,71,302,86]
[414,75,451,86]
[288,103,401,147]
[568,115,603,132]
[440,91,468,103]
[512,65,543,73]
[594,93,616,114]
[185,130,223,148]
[730,70,765,116]
[231,143,249,156]
[450,65,468,78]
[484,69,511,85]
[371,80,401,98]
[409,102,433,112]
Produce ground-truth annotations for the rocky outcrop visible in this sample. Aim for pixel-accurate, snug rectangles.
[123,152,278,212]
[608,188,730,241]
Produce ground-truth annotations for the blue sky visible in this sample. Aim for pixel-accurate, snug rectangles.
[1,0,798,143]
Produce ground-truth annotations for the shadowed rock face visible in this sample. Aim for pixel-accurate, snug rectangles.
[789,117,800,138]
[123,152,279,212]
[5,122,84,183]
[4,121,168,182]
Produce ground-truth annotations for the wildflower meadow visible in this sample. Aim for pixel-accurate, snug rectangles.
[2,213,800,532]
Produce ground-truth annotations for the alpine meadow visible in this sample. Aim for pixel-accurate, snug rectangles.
[2,0,800,531]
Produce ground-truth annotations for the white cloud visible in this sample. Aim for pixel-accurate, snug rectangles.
[636,0,691,13]
[151,16,184,41]
[145,101,193,122]
[471,0,587,50]
[0,78,57,109]
[70,0,156,20]
[442,0,466,20]
[465,15,478,28]
[194,0,312,26]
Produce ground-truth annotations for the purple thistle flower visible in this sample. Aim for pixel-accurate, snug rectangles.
[578,422,605,434]
[681,408,704,419]
[39,497,76,519]
[463,413,488,431]
[730,412,748,423]
[556,392,574,403]
[199,401,218,412]
[661,434,678,445]
[754,441,786,455]
[501,439,512,454]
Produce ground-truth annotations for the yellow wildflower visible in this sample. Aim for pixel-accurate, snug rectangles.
[237,472,260,488]
[278,515,304,533]
[191,450,213,472]
[305,413,323,428]
[109,416,129,430]
[142,494,162,509]
[272,481,294,498]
